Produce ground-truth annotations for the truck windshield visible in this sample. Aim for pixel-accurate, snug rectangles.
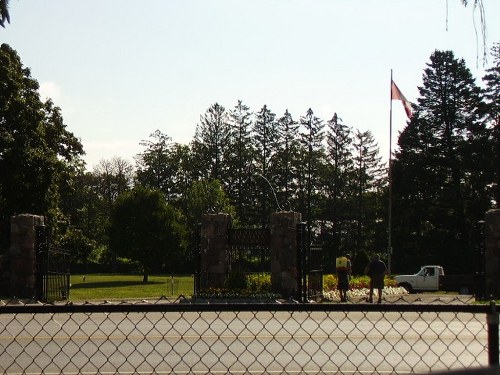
[418,267,435,276]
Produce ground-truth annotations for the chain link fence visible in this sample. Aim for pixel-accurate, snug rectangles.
[0,297,498,374]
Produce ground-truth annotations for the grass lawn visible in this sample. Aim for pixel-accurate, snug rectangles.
[69,274,195,301]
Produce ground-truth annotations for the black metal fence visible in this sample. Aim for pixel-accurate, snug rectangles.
[0,298,498,374]
[228,228,271,273]
[35,225,70,303]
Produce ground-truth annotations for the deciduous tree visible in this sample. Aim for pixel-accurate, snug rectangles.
[0,44,84,249]
[109,186,186,281]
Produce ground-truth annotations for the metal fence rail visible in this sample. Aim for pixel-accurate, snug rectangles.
[0,300,498,374]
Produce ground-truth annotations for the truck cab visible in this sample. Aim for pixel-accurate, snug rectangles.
[394,265,444,293]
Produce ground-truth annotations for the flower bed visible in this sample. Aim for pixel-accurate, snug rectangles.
[322,274,408,301]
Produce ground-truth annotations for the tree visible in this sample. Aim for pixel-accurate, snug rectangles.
[89,157,133,270]
[136,130,172,192]
[273,109,300,211]
[352,129,386,256]
[483,43,500,206]
[299,108,325,242]
[0,44,84,249]
[93,157,134,207]
[192,103,232,183]
[109,186,187,282]
[392,50,488,273]
[227,100,254,222]
[183,179,235,268]
[253,105,278,227]
[184,179,235,226]
[324,113,356,264]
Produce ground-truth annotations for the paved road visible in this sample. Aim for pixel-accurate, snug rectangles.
[0,305,488,374]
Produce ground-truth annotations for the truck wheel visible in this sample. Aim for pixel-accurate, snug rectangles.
[459,286,470,295]
[399,283,413,294]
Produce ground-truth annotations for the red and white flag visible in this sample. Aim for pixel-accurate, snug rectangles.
[391,80,412,119]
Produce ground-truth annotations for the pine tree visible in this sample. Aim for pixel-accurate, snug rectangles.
[227,100,254,222]
[324,113,355,262]
[352,130,385,256]
[192,103,232,184]
[392,50,488,273]
[273,109,300,210]
[253,105,277,227]
[299,108,325,243]
[483,43,500,206]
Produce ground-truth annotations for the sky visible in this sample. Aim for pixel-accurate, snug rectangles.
[2,1,499,170]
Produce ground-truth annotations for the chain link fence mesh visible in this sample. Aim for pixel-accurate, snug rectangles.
[0,297,497,374]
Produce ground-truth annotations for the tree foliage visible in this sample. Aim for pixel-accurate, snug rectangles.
[392,50,489,273]
[0,43,84,249]
[2,42,498,278]
[483,43,500,205]
[109,186,187,281]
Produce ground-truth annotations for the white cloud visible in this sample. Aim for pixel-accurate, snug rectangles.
[39,81,62,102]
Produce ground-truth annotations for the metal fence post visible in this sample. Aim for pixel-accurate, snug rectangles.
[296,222,307,303]
[35,225,48,302]
[487,301,499,365]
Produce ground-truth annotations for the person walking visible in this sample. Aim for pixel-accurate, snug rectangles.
[336,254,352,302]
[365,254,387,303]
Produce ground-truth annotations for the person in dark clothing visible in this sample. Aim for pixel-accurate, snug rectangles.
[336,254,352,302]
[365,254,387,303]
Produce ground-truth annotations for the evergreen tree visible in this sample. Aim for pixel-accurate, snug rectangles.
[324,113,355,263]
[483,43,500,206]
[352,129,386,256]
[392,50,488,273]
[167,143,195,208]
[299,108,325,242]
[253,105,277,227]
[191,103,232,184]
[273,109,300,211]
[227,100,254,222]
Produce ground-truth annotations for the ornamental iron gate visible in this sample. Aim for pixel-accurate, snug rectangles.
[35,225,70,303]
[196,217,322,302]
[227,228,270,274]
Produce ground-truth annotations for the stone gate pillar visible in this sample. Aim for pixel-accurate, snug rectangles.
[270,211,301,298]
[484,209,500,297]
[199,213,231,290]
[10,214,44,298]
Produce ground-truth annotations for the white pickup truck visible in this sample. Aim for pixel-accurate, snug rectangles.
[394,265,475,294]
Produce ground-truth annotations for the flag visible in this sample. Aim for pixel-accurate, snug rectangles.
[391,80,412,119]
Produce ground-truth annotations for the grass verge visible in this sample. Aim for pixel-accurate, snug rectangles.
[69,274,194,301]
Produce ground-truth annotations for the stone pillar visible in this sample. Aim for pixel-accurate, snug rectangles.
[484,209,500,298]
[199,213,230,290]
[10,214,44,298]
[270,211,301,298]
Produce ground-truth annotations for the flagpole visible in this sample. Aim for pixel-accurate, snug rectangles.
[388,70,393,275]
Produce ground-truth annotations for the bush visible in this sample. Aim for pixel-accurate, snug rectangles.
[247,273,271,293]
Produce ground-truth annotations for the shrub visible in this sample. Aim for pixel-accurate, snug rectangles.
[247,273,272,293]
